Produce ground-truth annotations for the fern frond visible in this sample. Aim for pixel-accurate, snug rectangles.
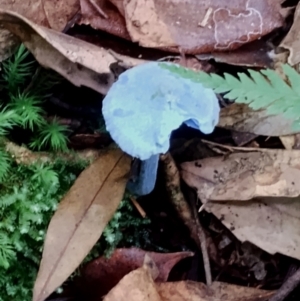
[29,117,69,152]
[0,232,15,269]
[2,44,34,92]
[8,92,45,130]
[160,63,300,130]
[0,150,11,182]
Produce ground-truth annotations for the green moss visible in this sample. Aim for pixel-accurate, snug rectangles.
[0,43,153,301]
[0,44,69,156]
[0,159,151,301]
[0,160,86,301]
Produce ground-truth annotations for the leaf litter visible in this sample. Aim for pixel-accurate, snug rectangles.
[2,1,300,301]
[33,149,131,301]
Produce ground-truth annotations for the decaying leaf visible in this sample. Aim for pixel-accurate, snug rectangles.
[79,0,131,40]
[0,0,79,31]
[103,256,162,301]
[78,248,194,299]
[0,25,20,62]
[156,281,274,301]
[33,149,131,301]
[196,39,273,68]
[205,197,300,260]
[280,2,300,65]
[280,134,300,150]
[0,10,116,94]
[123,0,286,54]
[181,148,300,202]
[218,103,298,136]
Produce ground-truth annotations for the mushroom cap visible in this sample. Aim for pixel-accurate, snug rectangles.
[102,62,220,160]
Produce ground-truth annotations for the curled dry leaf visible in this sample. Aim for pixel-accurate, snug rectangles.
[218,103,298,136]
[78,248,194,300]
[103,257,162,301]
[156,280,274,301]
[123,0,286,54]
[0,0,79,31]
[205,197,300,260]
[33,149,131,301]
[280,2,300,65]
[0,10,116,94]
[180,149,300,202]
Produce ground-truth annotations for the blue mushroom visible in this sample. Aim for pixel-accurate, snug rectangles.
[102,62,220,195]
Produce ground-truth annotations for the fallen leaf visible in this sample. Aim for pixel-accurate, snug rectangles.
[123,0,286,54]
[0,0,79,31]
[79,0,131,40]
[156,280,274,301]
[0,25,20,61]
[103,257,162,301]
[0,10,116,94]
[77,248,194,300]
[231,130,258,147]
[33,149,131,301]
[180,149,300,202]
[218,103,298,136]
[280,2,300,65]
[205,197,300,260]
[196,39,273,68]
[109,0,125,17]
[280,134,300,150]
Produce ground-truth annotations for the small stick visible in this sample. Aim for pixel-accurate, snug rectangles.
[198,7,213,27]
[160,152,212,285]
[130,196,147,218]
[269,267,300,301]
[190,192,212,286]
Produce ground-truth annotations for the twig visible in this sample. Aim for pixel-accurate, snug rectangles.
[190,193,212,285]
[62,9,82,33]
[269,267,300,301]
[160,152,212,285]
[130,196,147,218]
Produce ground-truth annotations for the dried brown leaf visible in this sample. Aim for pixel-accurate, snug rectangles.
[78,248,194,299]
[196,39,273,68]
[0,25,19,62]
[33,149,131,301]
[156,281,274,301]
[181,149,300,202]
[123,0,286,54]
[103,260,162,301]
[280,2,300,65]
[206,197,300,260]
[218,104,297,136]
[79,0,130,40]
[0,0,79,31]
[0,10,116,94]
